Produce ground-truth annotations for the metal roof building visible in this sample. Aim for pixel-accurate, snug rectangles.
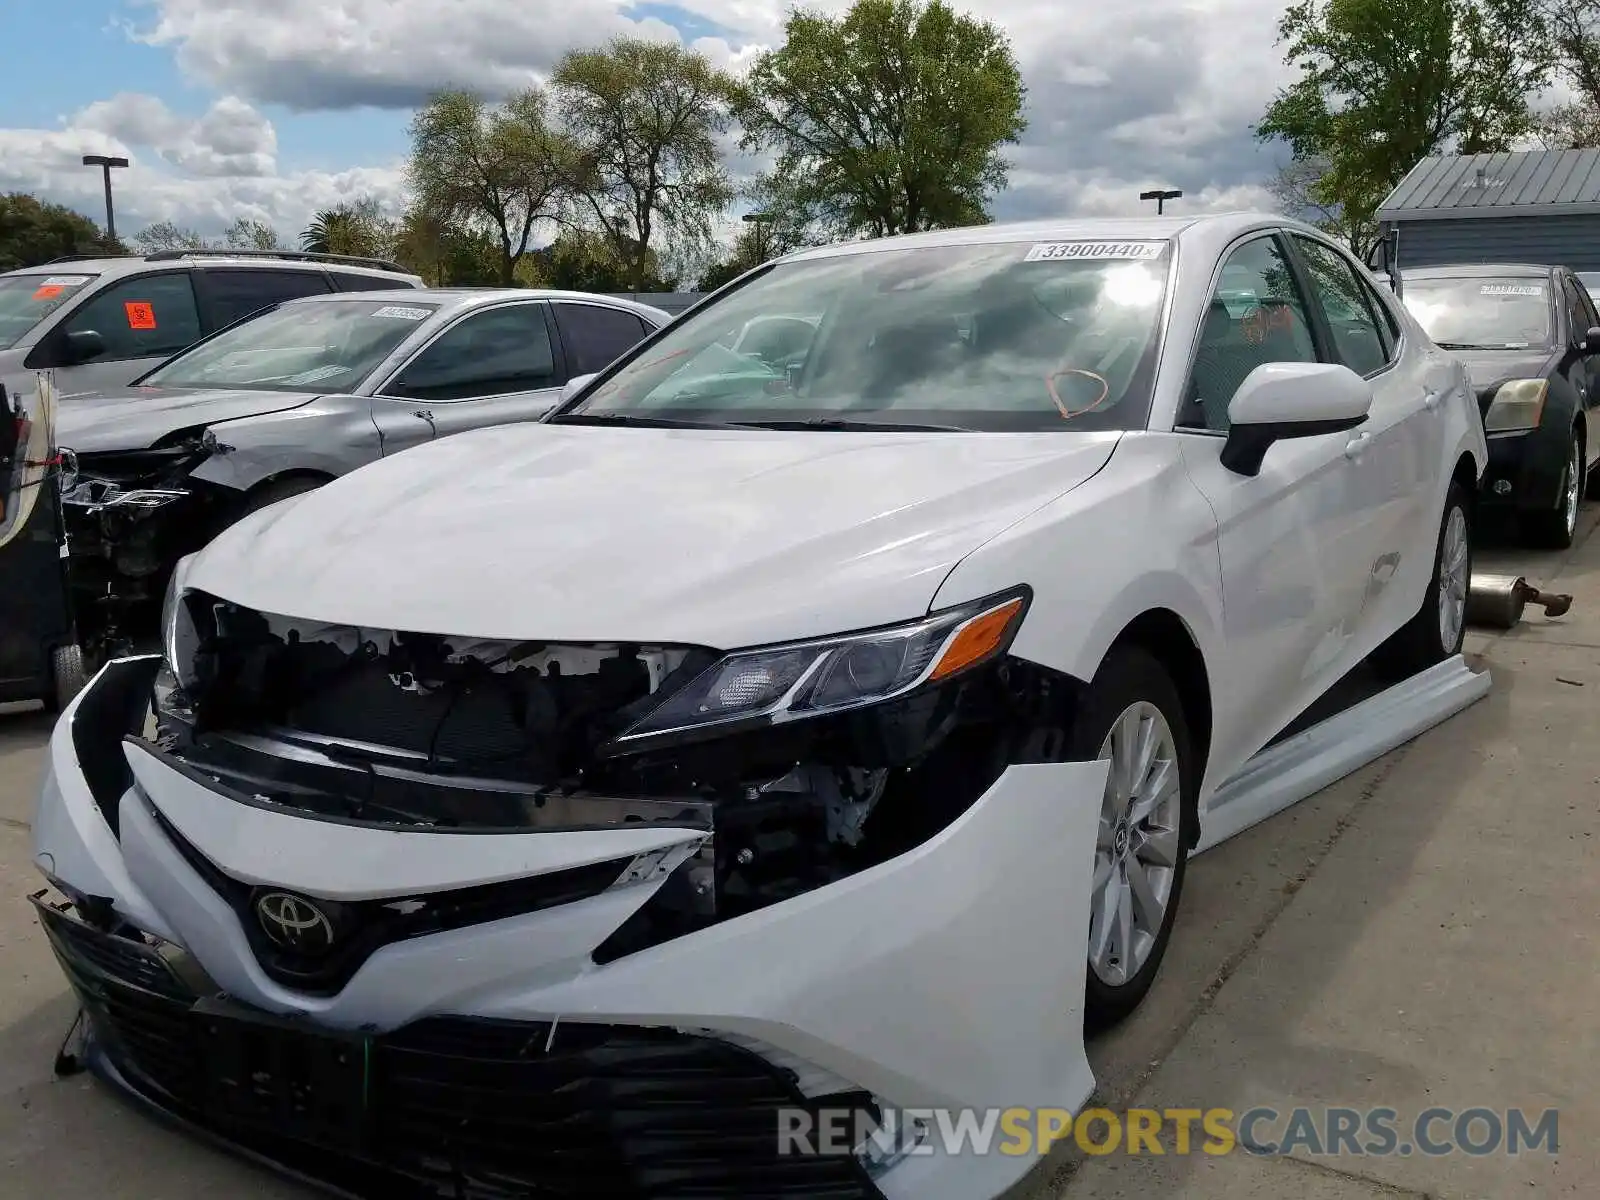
[1377,149,1600,271]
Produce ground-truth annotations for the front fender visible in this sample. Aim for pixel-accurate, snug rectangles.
[187,406,377,492]
[930,434,1227,770]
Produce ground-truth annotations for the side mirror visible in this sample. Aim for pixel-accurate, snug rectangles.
[1221,362,1373,477]
[61,329,107,365]
[1583,326,1600,353]
[1363,227,1402,300]
[559,372,597,404]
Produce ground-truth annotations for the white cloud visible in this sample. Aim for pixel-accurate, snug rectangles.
[2,0,1303,242]
[0,94,404,242]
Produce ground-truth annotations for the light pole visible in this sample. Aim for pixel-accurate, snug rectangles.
[1139,188,1182,215]
[82,155,130,242]
[742,210,774,262]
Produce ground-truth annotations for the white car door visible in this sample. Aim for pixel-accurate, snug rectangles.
[1289,233,1445,648]
[1178,232,1396,779]
[369,301,564,457]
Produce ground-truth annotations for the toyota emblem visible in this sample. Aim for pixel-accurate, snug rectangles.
[254,891,337,954]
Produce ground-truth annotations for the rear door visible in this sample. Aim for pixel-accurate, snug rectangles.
[1289,233,1440,640]
[39,270,204,397]
[194,267,333,332]
[549,301,654,378]
[1560,272,1600,467]
[368,301,564,456]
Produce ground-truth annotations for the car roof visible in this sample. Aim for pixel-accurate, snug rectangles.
[1403,263,1556,279]
[773,212,1335,266]
[2,250,419,283]
[283,287,672,323]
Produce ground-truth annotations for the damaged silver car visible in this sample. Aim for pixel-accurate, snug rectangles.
[57,287,669,660]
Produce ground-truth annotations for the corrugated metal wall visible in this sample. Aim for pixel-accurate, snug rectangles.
[1392,215,1600,270]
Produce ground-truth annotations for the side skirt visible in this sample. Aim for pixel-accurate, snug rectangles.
[1194,655,1491,856]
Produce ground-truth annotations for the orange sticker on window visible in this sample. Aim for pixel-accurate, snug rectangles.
[32,285,63,300]
[124,301,157,330]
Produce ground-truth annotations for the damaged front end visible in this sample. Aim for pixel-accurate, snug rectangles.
[60,434,226,655]
[154,585,1084,963]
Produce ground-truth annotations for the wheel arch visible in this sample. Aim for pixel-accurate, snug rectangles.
[243,468,335,509]
[1103,607,1212,843]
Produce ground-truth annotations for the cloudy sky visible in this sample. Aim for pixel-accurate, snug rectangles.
[1,0,1296,245]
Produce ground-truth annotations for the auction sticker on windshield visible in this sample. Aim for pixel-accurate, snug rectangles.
[1024,241,1166,262]
[1481,284,1543,296]
[371,305,431,320]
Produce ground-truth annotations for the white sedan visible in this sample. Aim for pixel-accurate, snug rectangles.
[31,213,1485,1200]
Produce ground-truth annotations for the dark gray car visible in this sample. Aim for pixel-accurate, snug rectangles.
[57,286,669,654]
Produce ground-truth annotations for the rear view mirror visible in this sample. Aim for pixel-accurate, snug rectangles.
[61,329,107,365]
[1221,361,1373,477]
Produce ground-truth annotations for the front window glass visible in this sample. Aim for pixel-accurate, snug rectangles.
[1402,277,1553,350]
[561,239,1174,431]
[141,298,438,392]
[0,273,98,350]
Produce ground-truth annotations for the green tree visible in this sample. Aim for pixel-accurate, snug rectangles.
[695,212,814,291]
[300,197,394,259]
[1266,157,1376,251]
[392,206,501,285]
[223,217,281,250]
[734,0,1026,239]
[553,37,735,291]
[407,88,578,284]
[0,193,122,270]
[1257,0,1552,244]
[1538,1,1600,145]
[530,228,672,292]
[133,221,212,252]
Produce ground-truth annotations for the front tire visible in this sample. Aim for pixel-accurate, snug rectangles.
[1372,481,1472,682]
[43,643,89,714]
[1521,427,1582,549]
[1072,645,1196,1029]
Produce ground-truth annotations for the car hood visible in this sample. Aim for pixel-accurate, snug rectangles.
[57,386,320,453]
[186,422,1123,648]
[1452,349,1558,409]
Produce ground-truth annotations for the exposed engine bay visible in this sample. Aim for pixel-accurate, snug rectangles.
[152,592,1085,961]
[60,436,223,657]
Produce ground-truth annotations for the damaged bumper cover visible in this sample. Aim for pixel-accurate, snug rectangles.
[32,655,1102,1200]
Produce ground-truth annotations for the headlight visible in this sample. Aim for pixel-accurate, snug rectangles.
[159,561,200,687]
[1484,378,1547,433]
[606,588,1030,753]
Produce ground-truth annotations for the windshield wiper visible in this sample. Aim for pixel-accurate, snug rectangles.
[1435,341,1531,351]
[735,416,973,432]
[549,411,757,430]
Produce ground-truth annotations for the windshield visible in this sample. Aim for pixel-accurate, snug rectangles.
[0,273,98,350]
[142,298,440,392]
[1402,276,1553,349]
[561,239,1173,431]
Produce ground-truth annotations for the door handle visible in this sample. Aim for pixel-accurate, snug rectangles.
[1344,431,1372,460]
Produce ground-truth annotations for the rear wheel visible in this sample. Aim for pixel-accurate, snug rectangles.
[1521,428,1582,549]
[1372,481,1471,681]
[1072,645,1196,1029]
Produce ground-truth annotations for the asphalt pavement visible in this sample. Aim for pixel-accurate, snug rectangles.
[1,513,1595,1199]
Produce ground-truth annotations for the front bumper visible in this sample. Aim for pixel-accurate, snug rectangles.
[1480,427,1567,512]
[32,656,1103,1200]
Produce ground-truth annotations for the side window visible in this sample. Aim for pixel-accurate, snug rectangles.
[1575,277,1600,332]
[202,269,332,329]
[1293,236,1391,376]
[1182,236,1317,433]
[386,304,557,402]
[551,303,650,375]
[1562,277,1592,345]
[60,272,203,361]
[331,272,413,293]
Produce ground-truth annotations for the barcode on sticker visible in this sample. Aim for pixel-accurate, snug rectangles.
[1481,284,1542,297]
[1024,241,1166,262]
[371,305,431,320]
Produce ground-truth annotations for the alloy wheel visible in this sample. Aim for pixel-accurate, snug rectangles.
[1437,505,1469,652]
[1089,701,1183,987]
[1565,434,1582,539]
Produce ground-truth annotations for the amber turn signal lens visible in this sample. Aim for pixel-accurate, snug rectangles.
[929,597,1026,681]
